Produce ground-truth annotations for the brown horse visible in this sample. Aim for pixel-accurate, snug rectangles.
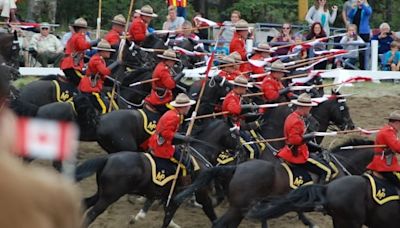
[174,138,375,228]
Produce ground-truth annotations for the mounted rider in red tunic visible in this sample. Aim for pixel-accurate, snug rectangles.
[277,93,332,184]
[129,5,158,45]
[367,110,400,189]
[217,55,240,81]
[60,18,98,86]
[229,19,252,73]
[105,14,126,52]
[250,42,273,77]
[78,40,120,114]
[261,60,293,103]
[144,49,180,114]
[148,93,196,173]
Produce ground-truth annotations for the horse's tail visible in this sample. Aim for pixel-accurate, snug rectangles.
[75,156,108,182]
[247,184,327,220]
[174,165,237,204]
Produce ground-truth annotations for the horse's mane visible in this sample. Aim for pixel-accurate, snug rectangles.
[192,118,226,137]
[330,138,374,153]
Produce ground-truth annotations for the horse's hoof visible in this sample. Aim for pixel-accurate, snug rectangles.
[136,196,146,203]
[311,225,320,228]
[134,209,146,221]
[128,215,136,225]
[167,220,181,228]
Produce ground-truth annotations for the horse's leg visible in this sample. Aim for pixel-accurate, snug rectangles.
[332,217,363,228]
[261,220,268,228]
[52,161,62,172]
[161,201,181,228]
[195,189,217,222]
[132,198,155,222]
[84,192,123,227]
[83,192,99,209]
[213,207,243,228]
[298,212,318,228]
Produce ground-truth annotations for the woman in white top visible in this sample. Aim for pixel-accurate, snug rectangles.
[305,0,338,36]
[335,24,364,68]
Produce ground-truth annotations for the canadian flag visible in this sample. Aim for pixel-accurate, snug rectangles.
[14,118,79,161]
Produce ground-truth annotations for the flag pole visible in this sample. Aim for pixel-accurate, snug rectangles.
[96,0,102,40]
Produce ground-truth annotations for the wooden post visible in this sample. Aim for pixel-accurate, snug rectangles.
[298,0,309,21]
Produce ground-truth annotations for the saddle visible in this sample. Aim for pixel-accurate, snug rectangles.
[364,173,400,205]
[281,162,314,189]
[51,79,78,102]
[138,106,162,136]
[144,152,200,187]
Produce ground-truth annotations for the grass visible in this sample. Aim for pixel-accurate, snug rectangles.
[13,76,39,89]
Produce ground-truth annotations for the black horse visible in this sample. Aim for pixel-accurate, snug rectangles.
[260,91,355,149]
[75,119,239,227]
[174,138,375,228]
[248,174,400,228]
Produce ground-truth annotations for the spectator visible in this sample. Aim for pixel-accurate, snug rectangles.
[166,0,187,18]
[129,5,158,44]
[210,38,229,65]
[221,10,241,45]
[306,22,328,69]
[371,22,400,55]
[382,41,400,71]
[29,23,64,67]
[16,29,29,67]
[193,12,209,51]
[305,0,338,36]
[270,23,294,56]
[175,20,204,50]
[335,24,364,69]
[288,33,308,61]
[348,0,372,70]
[162,5,184,35]
[0,0,17,22]
[342,0,356,26]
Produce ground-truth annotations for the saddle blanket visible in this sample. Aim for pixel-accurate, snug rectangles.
[217,149,237,165]
[364,173,400,205]
[281,163,314,189]
[144,152,200,187]
[138,108,161,136]
[52,79,78,102]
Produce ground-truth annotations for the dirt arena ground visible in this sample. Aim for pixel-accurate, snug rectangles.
[75,82,400,228]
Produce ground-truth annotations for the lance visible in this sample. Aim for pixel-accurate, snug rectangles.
[96,0,102,39]
[129,78,159,87]
[340,145,386,150]
[154,25,214,35]
[270,33,345,51]
[184,111,230,121]
[166,27,225,207]
[108,0,135,112]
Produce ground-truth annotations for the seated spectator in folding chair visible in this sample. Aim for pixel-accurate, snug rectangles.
[287,33,308,61]
[382,41,400,71]
[29,23,64,67]
[335,24,364,69]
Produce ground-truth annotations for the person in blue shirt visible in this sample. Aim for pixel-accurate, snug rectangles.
[371,23,399,55]
[382,41,400,71]
[348,0,372,70]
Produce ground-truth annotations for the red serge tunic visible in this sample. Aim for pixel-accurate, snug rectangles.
[250,53,265,75]
[60,32,91,70]
[277,111,309,164]
[230,33,252,73]
[105,29,121,46]
[261,75,284,102]
[129,18,146,43]
[367,125,400,172]
[148,109,181,159]
[222,91,242,126]
[145,62,176,105]
[78,54,111,93]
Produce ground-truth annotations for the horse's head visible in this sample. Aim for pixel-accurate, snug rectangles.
[194,119,239,151]
[0,31,20,77]
[312,90,355,131]
[327,90,355,130]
